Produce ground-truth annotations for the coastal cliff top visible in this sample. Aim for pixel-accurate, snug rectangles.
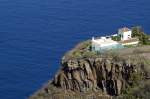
[30,27,150,99]
[62,39,150,61]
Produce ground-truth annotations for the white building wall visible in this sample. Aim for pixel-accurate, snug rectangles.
[91,37,123,51]
[119,31,132,41]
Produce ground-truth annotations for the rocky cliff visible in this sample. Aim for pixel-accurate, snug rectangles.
[53,56,148,95]
[30,41,150,99]
[54,58,129,95]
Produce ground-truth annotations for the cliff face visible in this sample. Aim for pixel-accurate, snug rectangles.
[53,57,144,96]
[30,43,150,99]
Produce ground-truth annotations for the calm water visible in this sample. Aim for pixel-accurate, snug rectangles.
[0,0,150,99]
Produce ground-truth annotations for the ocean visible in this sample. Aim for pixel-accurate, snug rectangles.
[0,0,150,99]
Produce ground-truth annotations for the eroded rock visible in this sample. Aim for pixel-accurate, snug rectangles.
[52,57,145,96]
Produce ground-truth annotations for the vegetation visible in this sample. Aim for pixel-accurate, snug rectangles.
[132,26,150,45]
[111,35,121,41]
[118,53,150,99]
[120,80,150,99]
[63,40,99,59]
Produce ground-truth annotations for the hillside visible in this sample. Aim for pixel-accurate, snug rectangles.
[30,41,150,99]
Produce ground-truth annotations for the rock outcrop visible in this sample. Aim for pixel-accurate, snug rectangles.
[52,57,144,96]
[29,43,150,99]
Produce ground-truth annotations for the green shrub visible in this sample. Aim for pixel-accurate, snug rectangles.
[82,51,97,58]
[111,35,121,41]
[132,26,143,37]
[132,26,150,45]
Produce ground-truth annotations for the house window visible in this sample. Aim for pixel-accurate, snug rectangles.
[128,35,130,38]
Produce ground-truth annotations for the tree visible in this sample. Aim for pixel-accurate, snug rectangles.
[131,26,143,37]
[138,32,150,45]
[132,26,150,45]
[111,35,121,41]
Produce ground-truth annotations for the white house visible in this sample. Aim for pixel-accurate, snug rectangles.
[92,37,123,52]
[91,27,140,52]
[118,27,139,46]
[118,27,132,41]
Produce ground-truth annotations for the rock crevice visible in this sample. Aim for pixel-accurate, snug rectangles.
[52,57,143,96]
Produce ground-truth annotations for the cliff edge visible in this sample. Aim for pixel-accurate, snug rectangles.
[30,41,150,99]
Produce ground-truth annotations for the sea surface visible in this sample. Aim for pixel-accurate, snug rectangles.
[0,0,150,99]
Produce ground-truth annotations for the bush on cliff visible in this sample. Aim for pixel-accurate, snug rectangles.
[126,80,150,99]
[64,40,97,59]
[132,26,150,45]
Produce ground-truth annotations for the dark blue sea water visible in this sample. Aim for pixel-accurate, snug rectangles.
[0,0,150,99]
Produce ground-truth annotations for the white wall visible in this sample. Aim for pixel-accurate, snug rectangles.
[122,41,139,46]
[121,31,132,41]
